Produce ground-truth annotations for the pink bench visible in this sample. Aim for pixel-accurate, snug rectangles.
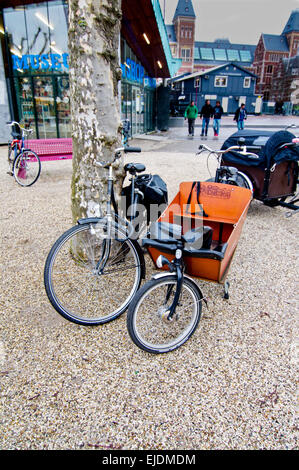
[26,138,72,161]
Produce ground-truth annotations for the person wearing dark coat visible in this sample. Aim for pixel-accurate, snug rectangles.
[234,103,247,130]
[213,101,224,137]
[200,100,214,137]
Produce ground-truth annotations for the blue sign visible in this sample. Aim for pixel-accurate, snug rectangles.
[12,53,69,71]
[121,58,144,84]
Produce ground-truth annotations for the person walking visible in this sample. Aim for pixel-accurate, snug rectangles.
[184,101,198,137]
[200,99,214,137]
[213,100,224,137]
[234,103,247,130]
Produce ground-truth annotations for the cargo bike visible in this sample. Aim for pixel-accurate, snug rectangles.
[126,180,252,354]
[199,128,299,215]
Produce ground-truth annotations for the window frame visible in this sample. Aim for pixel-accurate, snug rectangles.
[243,77,251,88]
[214,75,228,87]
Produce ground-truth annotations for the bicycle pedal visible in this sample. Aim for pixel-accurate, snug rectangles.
[7,171,13,176]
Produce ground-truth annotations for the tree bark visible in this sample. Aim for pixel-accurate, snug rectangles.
[69,0,123,222]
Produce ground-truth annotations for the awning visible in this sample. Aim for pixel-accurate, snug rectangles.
[121,0,181,78]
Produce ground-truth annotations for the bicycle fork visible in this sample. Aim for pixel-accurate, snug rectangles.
[156,244,184,321]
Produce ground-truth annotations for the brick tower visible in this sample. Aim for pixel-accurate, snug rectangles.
[282,9,299,57]
[173,0,196,74]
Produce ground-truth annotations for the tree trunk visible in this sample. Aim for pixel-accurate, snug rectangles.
[69,0,123,222]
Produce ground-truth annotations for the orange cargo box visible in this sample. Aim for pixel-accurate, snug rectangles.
[144,181,252,283]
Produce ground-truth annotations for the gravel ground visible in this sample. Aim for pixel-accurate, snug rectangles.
[0,132,298,450]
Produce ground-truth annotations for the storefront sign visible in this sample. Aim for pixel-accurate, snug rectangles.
[12,53,69,71]
[121,58,144,84]
[144,77,156,88]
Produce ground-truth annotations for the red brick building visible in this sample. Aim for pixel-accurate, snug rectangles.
[167,0,255,76]
[252,9,299,101]
[170,0,196,74]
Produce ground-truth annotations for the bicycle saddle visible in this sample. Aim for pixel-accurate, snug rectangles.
[124,163,146,174]
[148,222,213,250]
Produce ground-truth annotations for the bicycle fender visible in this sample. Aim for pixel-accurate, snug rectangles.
[76,217,146,279]
[77,217,102,225]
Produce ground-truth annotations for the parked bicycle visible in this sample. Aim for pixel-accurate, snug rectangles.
[44,145,167,326]
[7,121,41,187]
[196,141,256,191]
[127,181,252,354]
[204,128,299,212]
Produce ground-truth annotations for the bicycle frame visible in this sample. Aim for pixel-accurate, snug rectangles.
[78,146,145,277]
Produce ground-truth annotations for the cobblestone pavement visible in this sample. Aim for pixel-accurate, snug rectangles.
[0,119,298,450]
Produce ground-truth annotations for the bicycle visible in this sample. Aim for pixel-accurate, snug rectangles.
[126,179,252,354]
[196,140,257,191]
[126,225,207,354]
[44,145,152,326]
[7,121,41,187]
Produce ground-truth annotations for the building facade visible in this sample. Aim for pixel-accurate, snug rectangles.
[166,0,256,76]
[271,55,299,114]
[169,62,259,116]
[252,9,299,103]
[0,0,179,142]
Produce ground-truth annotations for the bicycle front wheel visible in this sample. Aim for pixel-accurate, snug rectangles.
[44,221,143,325]
[127,275,203,354]
[234,171,253,191]
[13,150,41,187]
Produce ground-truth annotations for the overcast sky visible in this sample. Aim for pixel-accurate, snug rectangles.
[159,0,299,44]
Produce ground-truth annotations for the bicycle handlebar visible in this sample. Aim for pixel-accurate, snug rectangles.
[7,121,33,134]
[197,143,260,159]
[95,145,142,168]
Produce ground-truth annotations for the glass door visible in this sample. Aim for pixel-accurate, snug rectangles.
[33,76,57,139]
[13,76,37,137]
[56,76,71,137]
[132,87,137,135]
[132,86,144,135]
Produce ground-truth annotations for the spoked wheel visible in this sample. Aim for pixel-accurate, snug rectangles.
[13,150,41,187]
[127,275,203,354]
[233,171,253,191]
[44,221,143,325]
[206,171,253,192]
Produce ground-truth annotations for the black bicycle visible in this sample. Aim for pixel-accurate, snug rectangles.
[7,121,41,187]
[126,223,207,354]
[44,146,167,326]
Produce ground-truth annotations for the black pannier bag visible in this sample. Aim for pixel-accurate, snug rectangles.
[122,173,168,223]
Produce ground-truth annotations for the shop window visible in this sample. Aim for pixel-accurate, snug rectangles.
[214,76,228,87]
[243,77,251,88]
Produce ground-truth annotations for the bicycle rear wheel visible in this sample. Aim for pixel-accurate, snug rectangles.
[13,150,41,187]
[127,275,203,354]
[44,221,143,325]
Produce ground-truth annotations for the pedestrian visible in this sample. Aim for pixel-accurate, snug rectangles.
[184,101,198,137]
[200,99,214,137]
[213,100,224,137]
[234,103,247,130]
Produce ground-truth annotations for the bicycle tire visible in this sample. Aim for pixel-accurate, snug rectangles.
[233,171,253,191]
[44,220,143,325]
[127,275,203,354]
[13,150,41,187]
[209,170,253,191]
